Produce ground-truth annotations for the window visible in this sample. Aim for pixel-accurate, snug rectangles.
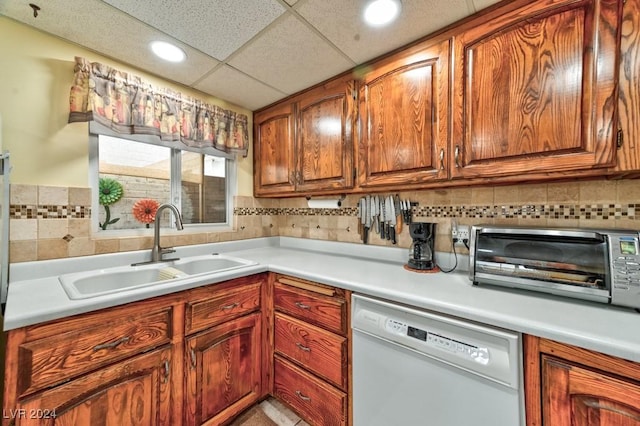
[90,130,234,233]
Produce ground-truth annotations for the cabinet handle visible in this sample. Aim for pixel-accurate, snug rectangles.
[220,302,239,310]
[190,348,197,369]
[163,360,170,383]
[294,301,311,310]
[454,145,461,168]
[296,342,311,352]
[439,148,445,170]
[93,336,130,352]
[295,390,311,402]
[583,399,640,421]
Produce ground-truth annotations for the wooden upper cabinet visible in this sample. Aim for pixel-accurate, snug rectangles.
[358,38,450,188]
[451,0,623,179]
[254,102,296,196]
[295,77,355,192]
[253,76,355,197]
[612,0,640,173]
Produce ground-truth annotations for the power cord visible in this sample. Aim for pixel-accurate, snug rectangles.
[438,237,458,273]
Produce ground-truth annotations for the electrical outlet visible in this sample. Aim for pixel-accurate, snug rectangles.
[457,225,470,243]
[452,224,470,247]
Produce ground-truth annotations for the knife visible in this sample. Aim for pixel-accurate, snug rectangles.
[394,194,402,235]
[369,195,377,237]
[358,197,365,238]
[388,195,397,244]
[403,200,412,224]
[372,195,379,235]
[380,197,386,240]
[363,195,371,244]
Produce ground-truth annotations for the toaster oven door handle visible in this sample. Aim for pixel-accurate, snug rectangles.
[476,227,605,241]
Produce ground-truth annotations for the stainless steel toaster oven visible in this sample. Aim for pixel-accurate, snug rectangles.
[469,225,640,310]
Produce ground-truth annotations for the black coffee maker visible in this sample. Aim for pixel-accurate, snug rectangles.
[408,222,436,270]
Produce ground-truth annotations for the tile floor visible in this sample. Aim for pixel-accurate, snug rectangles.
[231,397,310,426]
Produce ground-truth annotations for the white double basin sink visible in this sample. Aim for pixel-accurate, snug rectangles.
[58,254,258,300]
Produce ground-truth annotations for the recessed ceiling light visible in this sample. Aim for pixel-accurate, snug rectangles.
[364,0,401,27]
[150,41,186,63]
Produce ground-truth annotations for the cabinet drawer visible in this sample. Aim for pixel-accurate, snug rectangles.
[185,281,261,334]
[18,308,172,397]
[273,356,347,426]
[274,281,346,335]
[274,313,347,390]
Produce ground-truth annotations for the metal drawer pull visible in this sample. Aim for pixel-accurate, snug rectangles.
[190,348,197,369]
[439,148,445,170]
[163,360,170,383]
[295,390,311,401]
[454,145,461,168]
[93,336,130,352]
[295,301,310,310]
[221,302,239,310]
[583,400,640,421]
[296,342,311,352]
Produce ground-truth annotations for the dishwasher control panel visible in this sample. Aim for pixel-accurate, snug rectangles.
[385,318,490,365]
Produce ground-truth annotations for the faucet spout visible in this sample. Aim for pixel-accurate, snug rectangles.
[150,203,184,262]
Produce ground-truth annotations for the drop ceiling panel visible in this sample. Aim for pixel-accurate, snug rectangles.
[103,0,286,60]
[297,0,475,64]
[228,14,355,95]
[2,0,502,110]
[194,65,287,111]
[472,0,502,12]
[1,0,219,87]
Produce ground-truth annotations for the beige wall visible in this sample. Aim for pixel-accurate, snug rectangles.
[0,17,253,195]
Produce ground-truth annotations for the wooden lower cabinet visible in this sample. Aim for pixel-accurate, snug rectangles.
[184,313,262,425]
[15,347,172,426]
[273,356,347,426]
[524,335,640,426]
[270,274,350,426]
[2,271,357,426]
[2,274,268,426]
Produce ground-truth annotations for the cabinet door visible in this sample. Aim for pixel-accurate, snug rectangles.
[184,313,261,426]
[16,347,172,426]
[358,38,450,188]
[451,0,622,179]
[542,355,640,425]
[254,102,296,196]
[296,77,355,193]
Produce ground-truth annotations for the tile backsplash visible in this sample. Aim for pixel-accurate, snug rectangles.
[8,179,640,262]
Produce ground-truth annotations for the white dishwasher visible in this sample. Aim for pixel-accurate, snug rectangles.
[352,294,523,426]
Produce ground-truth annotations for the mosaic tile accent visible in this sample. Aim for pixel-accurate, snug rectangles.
[235,203,640,220]
[11,201,639,221]
[10,205,91,219]
[413,204,640,220]
[235,207,358,216]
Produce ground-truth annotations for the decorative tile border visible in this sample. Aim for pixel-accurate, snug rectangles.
[11,202,639,221]
[10,205,91,219]
[235,204,640,221]
[235,207,359,216]
[413,204,640,220]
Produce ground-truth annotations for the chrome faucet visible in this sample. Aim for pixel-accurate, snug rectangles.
[131,203,184,266]
[149,203,184,263]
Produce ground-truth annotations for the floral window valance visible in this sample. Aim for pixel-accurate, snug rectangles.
[68,56,249,157]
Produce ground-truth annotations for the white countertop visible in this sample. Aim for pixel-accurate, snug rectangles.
[4,237,640,363]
